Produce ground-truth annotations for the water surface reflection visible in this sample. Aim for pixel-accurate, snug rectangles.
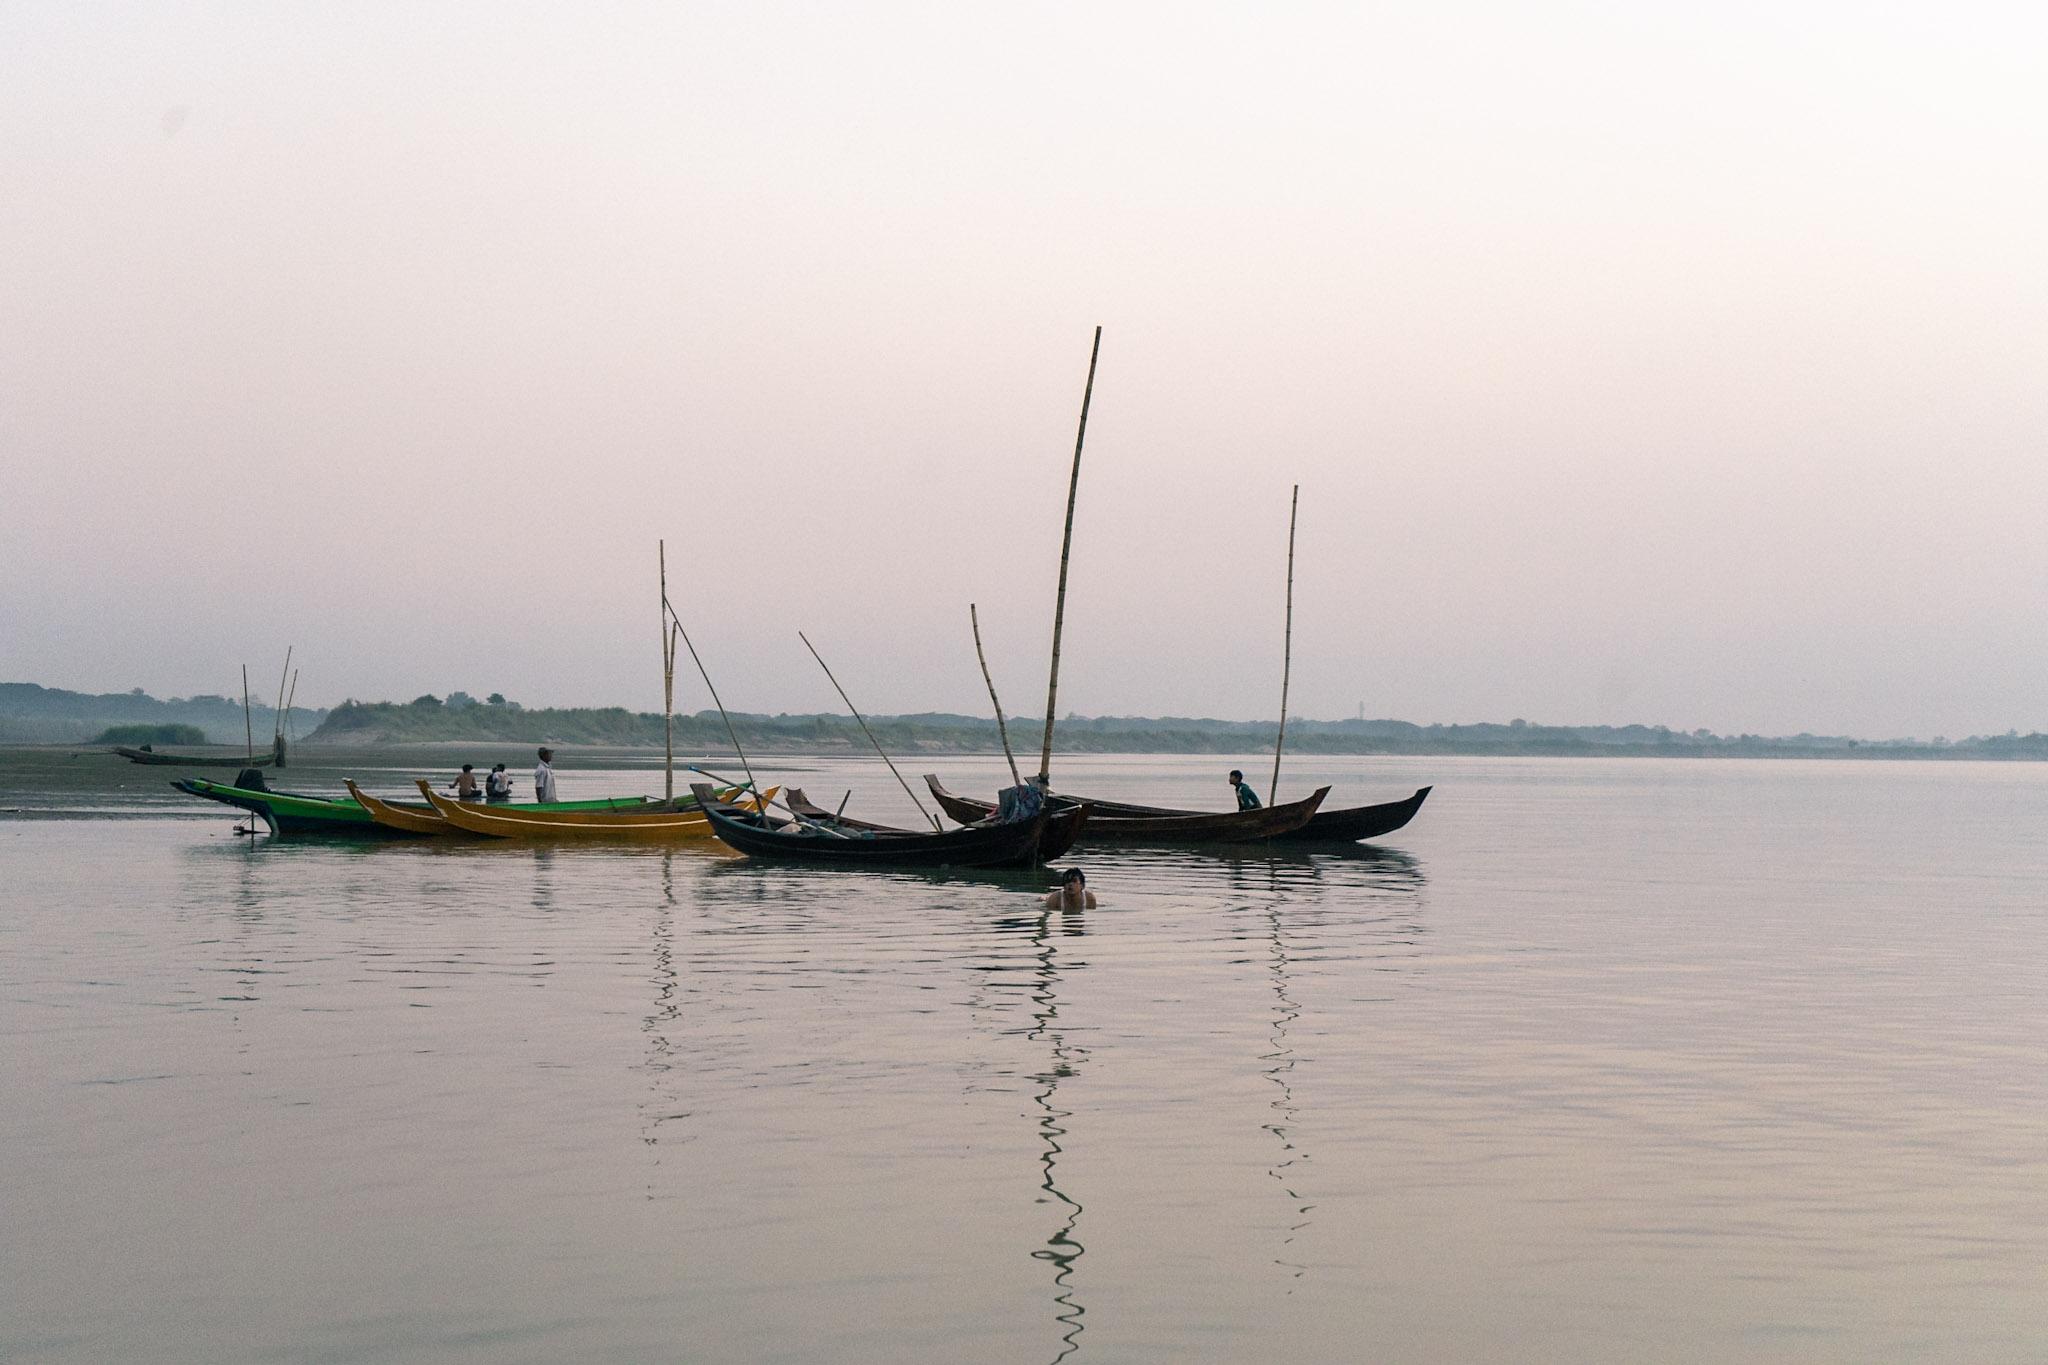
[31,757,2047,1361]
[1025,907,1088,1364]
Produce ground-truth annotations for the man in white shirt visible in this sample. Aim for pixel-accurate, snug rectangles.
[534,747,559,804]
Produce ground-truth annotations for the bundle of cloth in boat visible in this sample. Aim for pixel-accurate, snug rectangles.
[995,777,1046,823]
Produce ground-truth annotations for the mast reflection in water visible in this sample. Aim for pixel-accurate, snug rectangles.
[1263,898,1311,1285]
[1027,905,1087,1364]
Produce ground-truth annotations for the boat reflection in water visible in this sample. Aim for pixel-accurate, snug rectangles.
[640,854,685,1193]
[1212,841,1427,1288]
[1262,897,1312,1286]
[1025,904,1087,1365]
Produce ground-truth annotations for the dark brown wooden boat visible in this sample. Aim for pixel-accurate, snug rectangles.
[928,780,1430,843]
[923,774,1327,844]
[786,787,1087,864]
[1275,786,1430,842]
[694,784,1055,868]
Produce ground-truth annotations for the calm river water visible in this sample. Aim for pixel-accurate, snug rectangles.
[3,749,2045,1363]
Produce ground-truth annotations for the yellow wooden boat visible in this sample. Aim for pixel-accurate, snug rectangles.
[414,780,773,841]
[344,780,461,836]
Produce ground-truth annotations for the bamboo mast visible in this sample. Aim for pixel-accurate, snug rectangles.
[241,665,254,762]
[665,604,759,797]
[971,603,1022,786]
[660,541,675,801]
[1269,484,1299,806]
[1037,325,1102,787]
[271,646,292,765]
[284,670,299,739]
[799,631,941,830]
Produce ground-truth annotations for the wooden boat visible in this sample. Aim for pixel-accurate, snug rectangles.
[923,774,1329,844]
[1276,785,1431,842]
[175,777,662,837]
[173,777,392,836]
[694,784,1053,868]
[118,744,277,768]
[785,786,1088,865]
[416,781,770,841]
[928,780,1431,844]
[342,780,463,836]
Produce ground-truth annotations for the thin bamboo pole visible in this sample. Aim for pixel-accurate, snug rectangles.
[799,631,941,830]
[1038,325,1102,786]
[971,603,1022,786]
[284,669,298,731]
[660,541,674,801]
[666,622,680,796]
[1269,484,1299,806]
[666,604,759,797]
[272,647,292,739]
[241,666,254,762]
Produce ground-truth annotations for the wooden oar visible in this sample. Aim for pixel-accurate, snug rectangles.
[799,630,942,831]
[1269,484,1298,805]
[1038,325,1102,787]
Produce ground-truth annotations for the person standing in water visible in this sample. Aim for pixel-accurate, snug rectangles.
[485,764,512,803]
[1042,867,1096,911]
[1229,769,1261,811]
[448,764,481,801]
[533,748,559,804]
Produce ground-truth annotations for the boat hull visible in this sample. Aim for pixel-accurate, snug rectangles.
[1016,783,1434,842]
[785,787,1086,867]
[1274,786,1431,842]
[696,784,1051,868]
[120,746,277,768]
[415,782,762,841]
[174,778,667,838]
[923,775,1328,844]
[172,779,392,837]
[343,780,462,836]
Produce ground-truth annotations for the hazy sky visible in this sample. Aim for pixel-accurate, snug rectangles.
[4,2,2043,738]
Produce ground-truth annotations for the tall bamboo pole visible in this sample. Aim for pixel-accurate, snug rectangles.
[241,665,254,763]
[284,669,298,742]
[971,603,1022,786]
[799,631,941,830]
[660,541,675,801]
[1269,485,1299,806]
[1038,325,1102,787]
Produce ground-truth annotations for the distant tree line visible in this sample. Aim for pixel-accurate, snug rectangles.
[0,683,328,745]
[6,681,2043,758]
[301,697,2048,759]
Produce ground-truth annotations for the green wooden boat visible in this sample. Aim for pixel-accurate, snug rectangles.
[171,778,662,838]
